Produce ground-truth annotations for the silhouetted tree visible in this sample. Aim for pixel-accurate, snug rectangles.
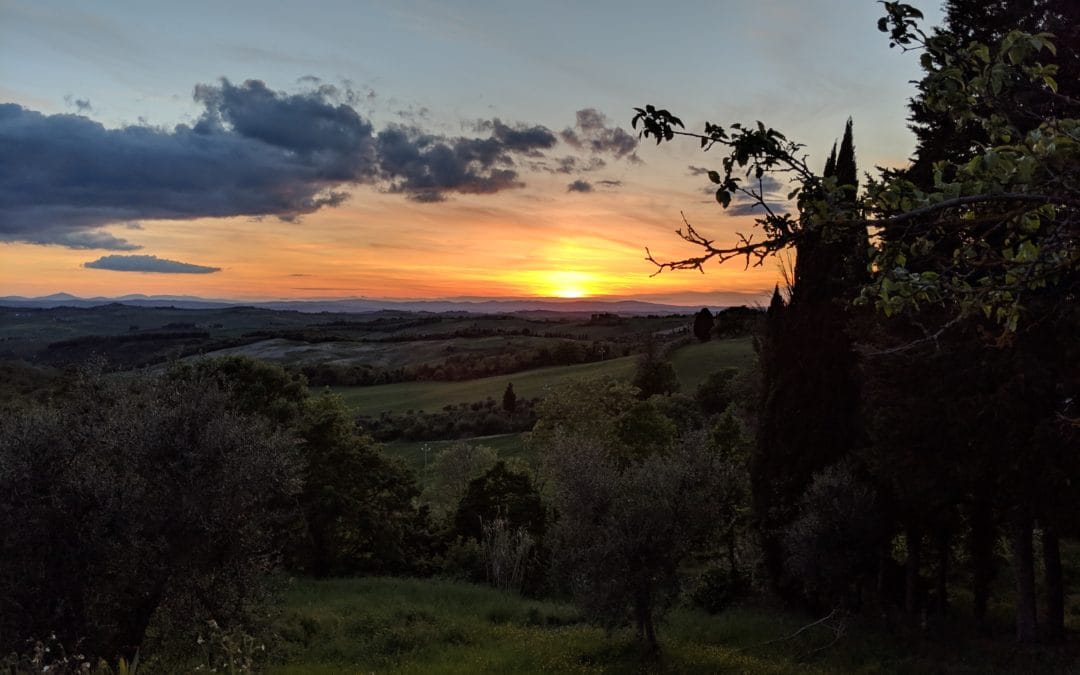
[0,371,301,661]
[453,461,546,543]
[751,121,867,598]
[502,381,517,413]
[693,307,714,342]
[631,337,679,399]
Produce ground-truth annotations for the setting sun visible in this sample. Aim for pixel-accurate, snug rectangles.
[542,270,596,298]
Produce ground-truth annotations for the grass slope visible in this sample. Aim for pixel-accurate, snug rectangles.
[267,577,833,674]
[331,356,638,416]
[670,338,755,392]
[335,338,754,416]
[267,577,1079,674]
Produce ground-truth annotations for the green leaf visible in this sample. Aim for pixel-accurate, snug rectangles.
[707,170,721,184]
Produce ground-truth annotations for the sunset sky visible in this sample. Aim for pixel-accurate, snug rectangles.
[0,0,942,305]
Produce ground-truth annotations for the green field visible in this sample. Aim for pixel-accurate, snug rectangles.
[259,577,1074,674]
[330,356,639,416]
[384,433,530,482]
[334,338,754,416]
[670,338,756,391]
[266,577,830,674]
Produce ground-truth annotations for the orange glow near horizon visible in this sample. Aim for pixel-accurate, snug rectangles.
[531,270,597,298]
[0,186,784,305]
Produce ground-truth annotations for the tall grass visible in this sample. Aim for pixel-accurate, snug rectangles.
[266,577,1080,674]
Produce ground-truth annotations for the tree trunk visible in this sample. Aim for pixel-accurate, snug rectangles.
[969,497,994,635]
[727,527,738,579]
[634,588,659,653]
[1013,514,1038,644]
[905,524,922,616]
[643,607,658,650]
[1042,525,1064,644]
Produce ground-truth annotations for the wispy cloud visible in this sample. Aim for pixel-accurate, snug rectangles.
[84,254,221,274]
[561,108,638,160]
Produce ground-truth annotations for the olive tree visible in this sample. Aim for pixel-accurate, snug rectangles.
[0,371,302,661]
[544,430,735,648]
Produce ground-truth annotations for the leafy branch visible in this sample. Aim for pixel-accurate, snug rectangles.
[632,3,1079,332]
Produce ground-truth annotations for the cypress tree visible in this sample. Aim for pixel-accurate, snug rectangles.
[692,307,714,342]
[502,382,517,414]
[752,122,867,599]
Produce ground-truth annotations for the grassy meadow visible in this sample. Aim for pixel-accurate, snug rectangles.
[262,577,1080,674]
[669,338,756,391]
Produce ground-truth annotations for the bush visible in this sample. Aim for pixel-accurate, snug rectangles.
[291,395,436,577]
[782,459,883,608]
[695,368,738,417]
[690,564,748,614]
[453,462,546,543]
[543,431,737,647]
[0,370,302,661]
[424,443,499,520]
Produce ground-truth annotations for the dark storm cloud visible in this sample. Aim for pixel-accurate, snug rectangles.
[192,79,377,180]
[2,78,639,247]
[567,180,593,193]
[596,180,623,188]
[83,254,221,274]
[376,119,559,202]
[560,108,638,159]
[23,228,142,251]
[491,120,557,152]
[0,79,378,247]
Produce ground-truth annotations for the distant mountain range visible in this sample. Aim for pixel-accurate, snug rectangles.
[0,293,714,315]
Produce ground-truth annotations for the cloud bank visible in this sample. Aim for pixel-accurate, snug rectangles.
[83,254,221,274]
[0,80,641,248]
[376,119,557,203]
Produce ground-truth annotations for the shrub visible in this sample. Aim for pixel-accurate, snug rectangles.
[782,459,883,608]
[0,371,302,661]
[690,564,748,614]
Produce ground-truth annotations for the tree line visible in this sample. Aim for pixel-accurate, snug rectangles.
[634,0,1078,644]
